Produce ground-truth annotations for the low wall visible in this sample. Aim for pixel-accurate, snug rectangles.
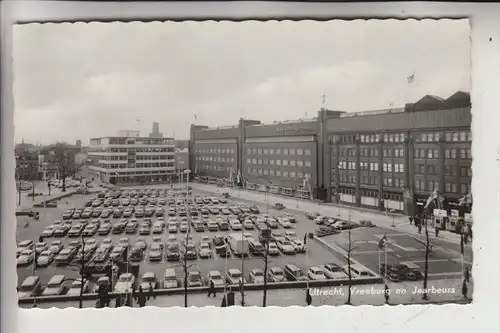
[33,191,77,207]
[18,277,382,305]
[312,236,382,279]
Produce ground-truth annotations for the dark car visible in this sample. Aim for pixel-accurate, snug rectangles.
[112,222,126,235]
[249,206,260,214]
[165,244,180,261]
[249,240,265,256]
[393,264,423,281]
[129,246,145,262]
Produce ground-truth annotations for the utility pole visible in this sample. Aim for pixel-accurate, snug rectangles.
[240,222,245,306]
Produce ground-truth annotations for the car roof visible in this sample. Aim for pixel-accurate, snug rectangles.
[228,268,241,274]
[120,273,133,278]
[22,276,39,286]
[142,272,155,278]
[48,275,65,283]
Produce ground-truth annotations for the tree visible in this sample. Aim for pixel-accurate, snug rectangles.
[176,195,193,307]
[52,142,85,192]
[68,232,97,308]
[412,214,431,300]
[261,234,271,307]
[336,226,359,305]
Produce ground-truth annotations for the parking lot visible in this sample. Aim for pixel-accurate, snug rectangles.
[320,226,472,281]
[16,187,343,295]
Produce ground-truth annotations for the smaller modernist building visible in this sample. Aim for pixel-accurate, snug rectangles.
[88,129,175,185]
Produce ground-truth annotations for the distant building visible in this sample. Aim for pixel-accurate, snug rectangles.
[190,91,472,216]
[149,122,163,138]
[15,140,41,181]
[88,133,175,185]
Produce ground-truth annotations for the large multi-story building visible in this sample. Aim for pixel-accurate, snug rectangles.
[88,130,175,185]
[190,91,472,215]
[15,141,41,181]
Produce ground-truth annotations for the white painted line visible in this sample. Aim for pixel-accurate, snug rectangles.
[399,261,420,269]
[387,241,412,252]
[367,240,379,244]
[353,249,394,255]
[411,259,450,264]
[452,258,473,265]
[428,272,463,277]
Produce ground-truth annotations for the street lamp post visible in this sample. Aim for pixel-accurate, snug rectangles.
[184,169,191,191]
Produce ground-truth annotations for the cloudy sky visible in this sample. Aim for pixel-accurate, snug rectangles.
[13,19,470,145]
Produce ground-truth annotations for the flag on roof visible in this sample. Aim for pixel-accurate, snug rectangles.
[407,72,415,84]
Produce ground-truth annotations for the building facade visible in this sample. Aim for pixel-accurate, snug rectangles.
[88,131,175,184]
[190,91,472,215]
[15,143,41,181]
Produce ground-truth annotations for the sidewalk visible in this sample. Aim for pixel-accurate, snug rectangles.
[20,278,471,309]
[192,184,466,246]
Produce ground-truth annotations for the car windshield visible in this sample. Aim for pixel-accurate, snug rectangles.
[230,272,241,278]
[167,244,178,251]
[253,271,263,276]
[189,274,200,281]
[19,284,35,291]
[142,276,155,282]
[186,245,195,251]
[151,244,160,251]
[273,270,283,276]
[118,275,133,282]
[48,281,62,288]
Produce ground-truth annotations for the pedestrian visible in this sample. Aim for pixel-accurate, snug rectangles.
[384,284,390,305]
[417,223,422,234]
[115,296,122,308]
[207,279,216,298]
[306,288,312,306]
[148,283,156,300]
[408,216,413,225]
[435,226,440,237]
[464,267,470,283]
[461,279,468,300]
[38,235,44,243]
[467,224,473,242]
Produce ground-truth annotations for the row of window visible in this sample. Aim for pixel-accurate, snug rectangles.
[246,158,312,168]
[196,156,236,163]
[416,165,472,177]
[95,162,174,169]
[246,148,312,156]
[196,147,236,154]
[247,168,311,179]
[337,173,405,188]
[444,148,472,159]
[197,164,234,173]
[415,180,470,194]
[329,130,472,144]
[90,138,174,145]
[337,161,404,173]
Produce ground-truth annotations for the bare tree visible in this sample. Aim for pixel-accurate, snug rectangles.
[261,237,271,307]
[412,215,431,301]
[68,232,96,308]
[52,142,85,192]
[176,196,193,307]
[336,227,359,305]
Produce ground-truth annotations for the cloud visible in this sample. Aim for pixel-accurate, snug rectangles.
[12,20,471,144]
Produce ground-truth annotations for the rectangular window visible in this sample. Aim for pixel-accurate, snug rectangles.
[283,171,289,177]
[247,148,251,155]
[290,171,296,178]
[270,160,275,165]
[459,149,466,159]
[263,149,269,155]
[258,169,263,175]
[427,149,433,159]
[305,149,311,155]
[258,159,262,165]
[276,170,281,177]
[297,160,304,167]
[263,159,268,165]
[276,160,281,166]
[289,149,295,155]
[283,149,289,155]
[246,158,251,164]
[433,149,439,159]
[290,160,296,167]
[282,160,288,166]
[305,161,312,167]
[269,148,275,155]
[269,169,275,176]
[276,149,281,155]
[297,149,303,155]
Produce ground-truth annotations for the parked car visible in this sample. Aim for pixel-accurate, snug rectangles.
[187,271,203,287]
[17,276,42,298]
[36,250,55,267]
[66,279,90,296]
[248,268,265,284]
[308,267,327,280]
[114,273,135,293]
[42,275,67,296]
[225,268,243,285]
[284,264,308,281]
[207,270,224,286]
[322,263,348,279]
[268,267,286,282]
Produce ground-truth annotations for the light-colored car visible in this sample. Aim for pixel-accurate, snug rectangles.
[207,271,224,286]
[284,231,298,241]
[168,223,178,234]
[16,240,34,257]
[18,276,42,298]
[198,243,212,259]
[187,271,203,287]
[66,279,90,296]
[149,243,163,262]
[278,218,292,228]
[179,222,189,232]
[225,269,243,285]
[268,267,285,282]
[17,249,35,267]
[139,272,158,291]
[41,226,56,238]
[249,268,265,284]
[291,239,307,253]
[267,242,280,256]
[229,219,242,231]
[42,275,67,296]
[114,273,135,293]
[277,240,296,255]
[36,250,55,267]
[49,240,64,254]
[243,220,254,230]
[308,267,327,280]
[322,263,348,279]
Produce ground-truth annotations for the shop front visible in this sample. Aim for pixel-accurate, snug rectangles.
[360,190,378,208]
[281,187,293,196]
[383,192,404,213]
[339,187,355,204]
[431,209,448,230]
[295,186,311,200]
[269,185,281,194]
[256,184,267,192]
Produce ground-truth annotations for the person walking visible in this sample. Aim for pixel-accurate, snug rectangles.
[148,283,156,300]
[115,296,122,308]
[384,284,390,305]
[207,279,216,298]
[461,279,468,300]
[306,289,312,306]
[408,216,413,226]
